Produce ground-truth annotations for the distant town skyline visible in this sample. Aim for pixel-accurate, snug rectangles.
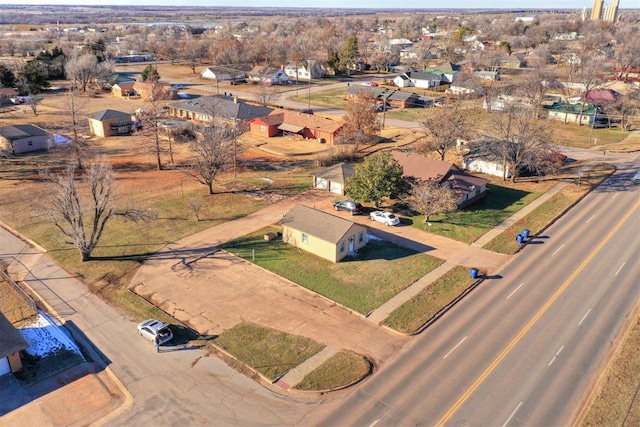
[0,0,635,9]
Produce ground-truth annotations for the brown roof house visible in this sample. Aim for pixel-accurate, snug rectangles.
[313,162,354,195]
[0,311,28,376]
[0,124,53,155]
[87,109,136,137]
[391,151,489,208]
[249,109,344,144]
[112,81,178,100]
[281,204,368,263]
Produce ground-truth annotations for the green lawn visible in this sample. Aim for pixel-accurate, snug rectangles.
[214,322,325,381]
[384,266,476,334]
[221,228,444,314]
[409,183,547,244]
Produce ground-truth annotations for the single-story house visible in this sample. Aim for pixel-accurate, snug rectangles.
[249,109,344,144]
[313,163,354,195]
[200,67,249,82]
[0,124,53,154]
[424,62,461,84]
[87,109,135,137]
[391,151,489,208]
[249,66,289,85]
[499,57,526,69]
[569,88,621,106]
[473,70,500,81]
[167,95,273,127]
[0,311,28,376]
[346,87,421,109]
[112,81,178,100]
[462,141,512,178]
[280,204,368,262]
[546,102,598,125]
[284,60,325,81]
[393,71,442,89]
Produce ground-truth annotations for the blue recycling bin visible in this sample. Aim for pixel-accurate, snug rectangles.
[522,229,530,239]
[470,268,479,279]
[516,234,524,244]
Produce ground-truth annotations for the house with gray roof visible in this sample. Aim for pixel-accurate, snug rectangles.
[313,163,354,195]
[87,109,135,138]
[346,87,421,109]
[0,311,28,376]
[281,204,368,262]
[167,95,273,127]
[393,71,442,89]
[0,124,53,154]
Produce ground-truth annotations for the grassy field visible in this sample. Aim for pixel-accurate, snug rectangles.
[409,181,551,244]
[221,227,444,314]
[384,266,475,334]
[582,317,640,426]
[483,163,615,254]
[294,350,371,391]
[214,322,325,381]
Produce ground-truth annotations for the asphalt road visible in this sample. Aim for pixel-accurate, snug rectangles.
[311,158,640,426]
[0,232,318,426]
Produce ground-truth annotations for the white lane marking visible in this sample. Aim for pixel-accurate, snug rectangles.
[443,336,468,360]
[586,215,596,224]
[548,345,565,366]
[615,262,626,276]
[369,420,380,427]
[506,282,525,300]
[578,308,592,326]
[502,401,523,427]
[552,244,565,256]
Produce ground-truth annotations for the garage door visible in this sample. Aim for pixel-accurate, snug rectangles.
[0,357,10,376]
[315,177,328,190]
[329,181,343,195]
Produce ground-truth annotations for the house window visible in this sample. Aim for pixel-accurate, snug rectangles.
[301,233,308,245]
[28,141,33,146]
[260,125,266,131]
[339,241,345,253]
[358,232,363,243]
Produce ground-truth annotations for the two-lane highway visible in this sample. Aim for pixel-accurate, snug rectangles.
[312,162,640,426]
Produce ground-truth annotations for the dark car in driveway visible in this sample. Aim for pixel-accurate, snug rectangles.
[333,200,363,215]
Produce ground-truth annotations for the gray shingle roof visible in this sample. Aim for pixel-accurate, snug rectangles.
[281,204,360,244]
[0,124,49,141]
[314,163,354,184]
[0,311,28,359]
[87,109,132,121]
[170,96,273,121]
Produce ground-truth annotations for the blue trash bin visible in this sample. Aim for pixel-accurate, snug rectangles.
[516,234,524,244]
[470,268,479,279]
[522,229,530,239]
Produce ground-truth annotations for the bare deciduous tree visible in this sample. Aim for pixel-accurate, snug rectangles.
[65,51,99,92]
[338,88,381,156]
[187,126,236,195]
[490,105,552,182]
[62,89,91,168]
[138,82,170,170]
[41,159,152,262]
[404,178,459,224]
[418,105,476,161]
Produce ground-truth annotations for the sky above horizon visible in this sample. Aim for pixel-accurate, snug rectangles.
[0,0,635,9]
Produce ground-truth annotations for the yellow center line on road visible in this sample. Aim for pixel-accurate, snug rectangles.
[436,198,640,427]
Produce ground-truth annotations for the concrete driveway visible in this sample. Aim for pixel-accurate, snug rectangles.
[130,190,410,366]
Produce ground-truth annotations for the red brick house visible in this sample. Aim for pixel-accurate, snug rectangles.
[249,109,344,144]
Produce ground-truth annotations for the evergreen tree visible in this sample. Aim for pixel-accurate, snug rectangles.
[338,35,360,76]
[346,152,405,207]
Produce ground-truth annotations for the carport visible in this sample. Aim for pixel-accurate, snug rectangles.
[278,123,304,139]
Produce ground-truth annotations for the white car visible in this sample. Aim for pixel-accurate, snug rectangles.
[369,211,400,226]
[137,319,173,345]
